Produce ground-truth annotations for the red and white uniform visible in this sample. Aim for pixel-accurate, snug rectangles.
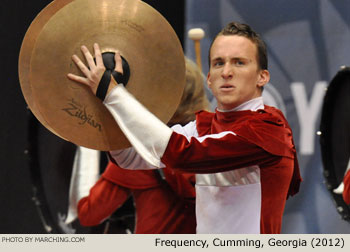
[105,85,301,234]
[343,170,350,204]
[78,161,196,233]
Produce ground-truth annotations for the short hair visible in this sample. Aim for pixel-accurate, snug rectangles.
[208,22,268,70]
[168,58,211,126]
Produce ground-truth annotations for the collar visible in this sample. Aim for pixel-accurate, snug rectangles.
[217,97,264,112]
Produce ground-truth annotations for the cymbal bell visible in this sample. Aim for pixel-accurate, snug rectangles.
[19,0,186,150]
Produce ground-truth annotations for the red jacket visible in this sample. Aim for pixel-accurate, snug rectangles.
[161,106,301,233]
[78,162,196,233]
[343,170,350,204]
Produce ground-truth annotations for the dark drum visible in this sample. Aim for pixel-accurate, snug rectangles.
[26,112,135,233]
[319,66,350,221]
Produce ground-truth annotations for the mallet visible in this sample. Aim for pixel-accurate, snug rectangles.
[188,28,205,72]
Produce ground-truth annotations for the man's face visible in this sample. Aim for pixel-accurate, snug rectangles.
[207,35,269,110]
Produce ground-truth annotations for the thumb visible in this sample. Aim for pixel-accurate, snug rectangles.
[114,51,123,74]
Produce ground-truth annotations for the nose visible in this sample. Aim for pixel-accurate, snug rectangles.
[221,63,233,79]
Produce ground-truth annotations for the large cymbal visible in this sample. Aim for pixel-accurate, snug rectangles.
[19,0,186,150]
[19,0,73,139]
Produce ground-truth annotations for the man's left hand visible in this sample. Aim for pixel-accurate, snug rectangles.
[67,43,123,96]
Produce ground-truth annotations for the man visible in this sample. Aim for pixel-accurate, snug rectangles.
[68,22,301,233]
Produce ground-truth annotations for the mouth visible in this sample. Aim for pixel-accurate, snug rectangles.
[220,84,235,91]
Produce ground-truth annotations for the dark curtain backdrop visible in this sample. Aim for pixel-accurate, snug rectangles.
[0,0,184,234]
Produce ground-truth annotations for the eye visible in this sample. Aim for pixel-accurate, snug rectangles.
[213,60,224,67]
[234,59,245,66]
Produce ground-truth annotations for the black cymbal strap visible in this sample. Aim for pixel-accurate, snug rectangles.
[95,52,130,100]
[112,70,126,85]
[96,69,111,100]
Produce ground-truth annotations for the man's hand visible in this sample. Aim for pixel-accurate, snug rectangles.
[67,43,123,96]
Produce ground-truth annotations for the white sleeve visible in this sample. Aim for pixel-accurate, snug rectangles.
[110,147,165,170]
[109,121,198,170]
[109,122,198,170]
[104,85,172,168]
[333,158,350,194]
[65,146,100,224]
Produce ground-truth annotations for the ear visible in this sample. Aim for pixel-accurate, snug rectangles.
[207,72,212,89]
[257,69,270,88]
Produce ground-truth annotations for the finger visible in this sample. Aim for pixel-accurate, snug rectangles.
[72,54,91,77]
[67,73,89,86]
[110,75,118,86]
[94,43,104,67]
[114,51,123,74]
[81,45,96,69]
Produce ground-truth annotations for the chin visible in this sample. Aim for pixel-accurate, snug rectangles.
[218,100,238,110]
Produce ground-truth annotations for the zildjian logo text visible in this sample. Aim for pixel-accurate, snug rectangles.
[62,99,102,132]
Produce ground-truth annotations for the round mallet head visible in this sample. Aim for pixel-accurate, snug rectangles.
[188,28,205,41]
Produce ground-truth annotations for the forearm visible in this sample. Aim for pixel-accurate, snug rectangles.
[104,85,172,168]
[161,131,276,174]
[109,147,165,170]
[77,178,130,226]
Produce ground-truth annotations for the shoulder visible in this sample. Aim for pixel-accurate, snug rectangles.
[236,106,295,157]
[241,105,292,139]
[257,105,288,126]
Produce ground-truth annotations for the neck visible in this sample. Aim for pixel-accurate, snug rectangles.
[217,97,264,112]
